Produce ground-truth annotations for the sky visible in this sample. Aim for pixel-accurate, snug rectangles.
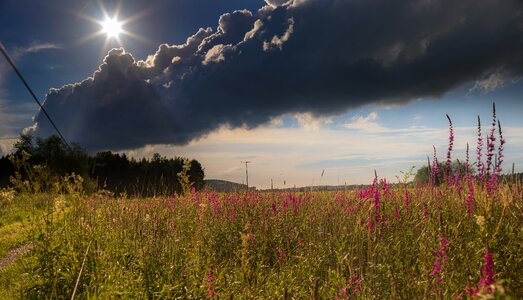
[1,0,522,189]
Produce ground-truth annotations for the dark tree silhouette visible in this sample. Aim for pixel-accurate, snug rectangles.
[0,134,205,196]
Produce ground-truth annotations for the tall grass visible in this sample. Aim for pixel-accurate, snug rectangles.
[19,175,521,299]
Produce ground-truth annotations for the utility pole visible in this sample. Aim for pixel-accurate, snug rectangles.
[241,161,251,190]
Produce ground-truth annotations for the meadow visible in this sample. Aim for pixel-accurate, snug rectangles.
[0,110,521,299]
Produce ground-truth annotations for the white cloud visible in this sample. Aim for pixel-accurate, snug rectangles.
[294,112,333,131]
[413,114,423,121]
[120,122,523,189]
[470,71,520,94]
[343,111,387,132]
[12,42,61,59]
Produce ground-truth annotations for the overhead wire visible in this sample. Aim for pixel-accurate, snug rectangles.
[0,41,70,149]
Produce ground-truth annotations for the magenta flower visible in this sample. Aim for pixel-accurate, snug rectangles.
[465,178,475,214]
[431,146,439,186]
[486,103,497,177]
[373,186,381,223]
[465,142,470,174]
[480,251,495,288]
[477,116,484,176]
[465,285,478,297]
[495,120,506,176]
[446,114,454,180]
[422,205,428,221]
[207,270,217,298]
[338,274,362,299]
[431,236,449,283]
[277,248,286,261]
[467,249,496,296]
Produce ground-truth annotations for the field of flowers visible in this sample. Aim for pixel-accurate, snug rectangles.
[0,106,521,299]
[16,173,521,299]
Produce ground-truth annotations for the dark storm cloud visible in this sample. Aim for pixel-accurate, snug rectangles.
[31,0,523,151]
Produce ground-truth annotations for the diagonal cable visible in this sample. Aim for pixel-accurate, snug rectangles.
[0,41,70,148]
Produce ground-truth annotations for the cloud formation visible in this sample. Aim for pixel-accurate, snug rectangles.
[12,43,61,58]
[31,0,523,151]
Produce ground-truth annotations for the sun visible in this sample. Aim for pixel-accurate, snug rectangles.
[101,17,122,38]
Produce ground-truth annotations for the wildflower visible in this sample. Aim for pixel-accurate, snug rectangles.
[54,195,66,211]
[0,188,15,204]
[465,179,475,214]
[366,219,375,231]
[422,206,428,221]
[373,186,381,223]
[446,114,454,180]
[480,251,495,289]
[486,103,497,177]
[477,116,484,176]
[465,143,470,174]
[495,120,505,176]
[465,285,478,297]
[466,249,496,296]
[348,275,362,295]
[431,236,449,283]
[431,146,439,186]
[404,190,410,211]
[206,270,217,298]
[337,274,362,299]
[277,248,286,261]
[486,173,498,197]
[381,178,391,195]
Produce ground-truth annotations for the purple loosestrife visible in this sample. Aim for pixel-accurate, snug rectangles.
[422,205,428,221]
[431,236,449,284]
[495,120,505,176]
[486,173,498,197]
[373,185,381,223]
[465,177,475,214]
[446,114,454,181]
[454,168,462,190]
[277,248,286,261]
[465,143,471,179]
[486,103,497,177]
[404,190,410,211]
[431,146,439,186]
[467,249,497,296]
[479,250,496,294]
[477,116,484,176]
[207,270,217,298]
[381,178,391,195]
[337,274,362,300]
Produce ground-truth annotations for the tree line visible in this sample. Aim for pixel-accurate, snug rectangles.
[0,134,205,196]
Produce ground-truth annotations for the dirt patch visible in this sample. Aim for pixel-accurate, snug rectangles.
[0,244,32,270]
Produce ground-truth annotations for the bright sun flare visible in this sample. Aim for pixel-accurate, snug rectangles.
[101,17,122,38]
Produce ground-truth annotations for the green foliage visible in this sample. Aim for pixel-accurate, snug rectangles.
[414,160,475,185]
[177,158,193,195]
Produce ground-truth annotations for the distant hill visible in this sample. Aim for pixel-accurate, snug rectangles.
[204,180,363,193]
[204,179,254,192]
[261,184,361,192]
